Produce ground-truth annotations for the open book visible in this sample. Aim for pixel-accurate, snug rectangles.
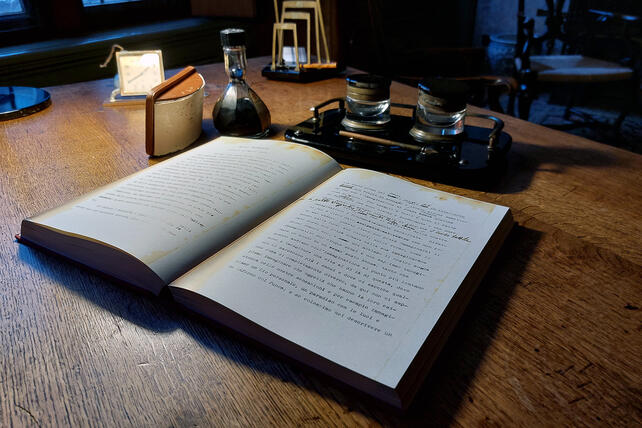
[20,137,513,409]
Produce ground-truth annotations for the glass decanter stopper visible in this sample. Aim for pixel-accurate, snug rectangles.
[212,28,271,138]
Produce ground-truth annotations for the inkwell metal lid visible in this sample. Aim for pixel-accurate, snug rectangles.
[417,77,469,114]
[346,74,390,101]
[220,28,246,47]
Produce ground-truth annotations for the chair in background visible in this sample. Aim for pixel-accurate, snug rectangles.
[513,0,640,134]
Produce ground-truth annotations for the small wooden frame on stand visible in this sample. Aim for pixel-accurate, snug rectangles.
[262,0,343,82]
[145,66,205,156]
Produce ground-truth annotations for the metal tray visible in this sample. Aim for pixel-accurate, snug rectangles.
[285,98,512,187]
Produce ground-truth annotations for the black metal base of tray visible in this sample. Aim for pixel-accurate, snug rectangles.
[285,105,512,188]
[261,65,344,82]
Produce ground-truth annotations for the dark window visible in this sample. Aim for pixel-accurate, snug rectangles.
[0,0,25,16]
[0,0,41,45]
[0,0,190,47]
[82,0,141,6]
[81,0,190,32]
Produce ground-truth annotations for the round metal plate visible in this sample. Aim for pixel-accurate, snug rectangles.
[0,86,52,121]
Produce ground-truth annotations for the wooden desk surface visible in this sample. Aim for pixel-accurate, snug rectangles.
[1,57,640,426]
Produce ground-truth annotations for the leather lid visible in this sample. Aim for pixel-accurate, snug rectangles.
[157,72,204,101]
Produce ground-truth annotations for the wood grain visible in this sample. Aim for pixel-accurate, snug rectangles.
[1,57,640,427]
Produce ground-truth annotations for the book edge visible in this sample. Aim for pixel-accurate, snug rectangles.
[169,285,405,409]
[395,209,514,408]
[19,218,166,295]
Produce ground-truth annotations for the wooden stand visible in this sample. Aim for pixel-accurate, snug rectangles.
[264,0,341,82]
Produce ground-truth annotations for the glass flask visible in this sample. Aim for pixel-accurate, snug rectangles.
[212,28,271,138]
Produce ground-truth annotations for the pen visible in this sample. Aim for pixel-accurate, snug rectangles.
[338,130,437,154]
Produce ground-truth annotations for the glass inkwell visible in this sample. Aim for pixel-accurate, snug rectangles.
[409,78,469,143]
[212,28,271,138]
[341,74,391,131]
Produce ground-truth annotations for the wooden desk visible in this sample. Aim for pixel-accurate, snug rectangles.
[1,57,640,426]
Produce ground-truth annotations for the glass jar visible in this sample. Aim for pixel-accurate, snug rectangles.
[409,78,468,142]
[341,74,391,130]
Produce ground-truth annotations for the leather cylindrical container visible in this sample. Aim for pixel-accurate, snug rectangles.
[146,67,205,156]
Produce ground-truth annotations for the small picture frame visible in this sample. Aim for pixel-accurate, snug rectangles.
[115,50,165,96]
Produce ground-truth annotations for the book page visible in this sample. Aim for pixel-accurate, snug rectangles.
[28,138,341,283]
[172,168,510,387]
